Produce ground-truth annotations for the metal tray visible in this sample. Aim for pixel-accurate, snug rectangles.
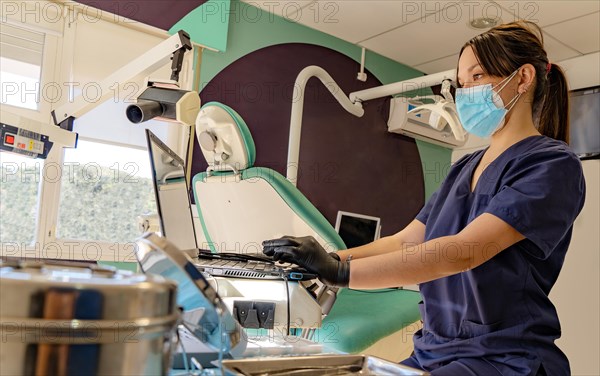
[222,354,429,375]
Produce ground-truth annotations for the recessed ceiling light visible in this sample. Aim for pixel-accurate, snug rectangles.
[470,17,500,29]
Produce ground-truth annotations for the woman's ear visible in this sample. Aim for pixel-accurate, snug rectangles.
[518,64,537,94]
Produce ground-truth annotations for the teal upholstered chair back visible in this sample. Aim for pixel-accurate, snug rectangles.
[193,102,345,254]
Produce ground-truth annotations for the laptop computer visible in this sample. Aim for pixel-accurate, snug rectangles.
[146,129,198,252]
[145,129,316,281]
[195,251,316,281]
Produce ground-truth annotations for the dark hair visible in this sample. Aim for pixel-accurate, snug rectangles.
[458,20,570,143]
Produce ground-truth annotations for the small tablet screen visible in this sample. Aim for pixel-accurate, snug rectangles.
[335,211,380,248]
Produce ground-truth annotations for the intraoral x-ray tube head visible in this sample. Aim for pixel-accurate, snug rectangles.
[126,86,200,126]
[126,100,164,124]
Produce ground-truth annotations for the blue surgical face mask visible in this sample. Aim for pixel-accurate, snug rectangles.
[455,69,522,138]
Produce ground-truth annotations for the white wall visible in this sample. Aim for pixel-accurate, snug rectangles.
[561,52,600,91]
[552,55,600,374]
[551,160,600,374]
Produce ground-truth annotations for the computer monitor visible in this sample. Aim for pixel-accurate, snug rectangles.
[146,129,198,251]
[334,211,381,248]
[570,86,600,159]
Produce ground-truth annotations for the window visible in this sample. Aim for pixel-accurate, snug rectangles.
[56,139,157,243]
[0,23,44,110]
[0,16,56,250]
[1,7,191,262]
[0,152,43,245]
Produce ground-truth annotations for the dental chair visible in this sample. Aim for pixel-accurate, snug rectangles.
[192,102,422,360]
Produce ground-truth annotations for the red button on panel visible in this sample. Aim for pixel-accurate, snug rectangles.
[5,134,15,145]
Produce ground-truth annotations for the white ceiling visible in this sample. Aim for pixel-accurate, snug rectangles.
[242,0,600,74]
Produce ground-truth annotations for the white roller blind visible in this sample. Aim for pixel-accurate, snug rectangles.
[0,23,44,110]
[0,23,45,66]
[0,0,64,36]
[72,13,170,83]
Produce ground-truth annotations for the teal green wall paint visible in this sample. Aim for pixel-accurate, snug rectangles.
[169,0,231,51]
[197,0,451,198]
[415,142,452,200]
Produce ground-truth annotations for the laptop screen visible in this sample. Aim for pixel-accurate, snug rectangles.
[146,129,198,251]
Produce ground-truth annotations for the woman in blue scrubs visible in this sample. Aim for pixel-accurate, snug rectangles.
[263,21,585,375]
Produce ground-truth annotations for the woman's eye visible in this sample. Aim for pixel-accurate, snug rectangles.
[473,73,483,81]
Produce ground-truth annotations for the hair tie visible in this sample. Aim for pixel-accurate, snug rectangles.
[546,62,552,75]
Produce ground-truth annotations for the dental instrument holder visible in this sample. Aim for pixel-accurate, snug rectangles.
[428,79,454,129]
[440,79,453,102]
[426,79,457,131]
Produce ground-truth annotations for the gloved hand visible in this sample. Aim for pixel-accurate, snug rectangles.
[262,236,349,287]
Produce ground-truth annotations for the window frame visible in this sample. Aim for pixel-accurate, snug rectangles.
[0,4,65,257]
[53,136,158,260]
[1,3,196,262]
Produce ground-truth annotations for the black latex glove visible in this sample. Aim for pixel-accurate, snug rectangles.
[262,236,349,287]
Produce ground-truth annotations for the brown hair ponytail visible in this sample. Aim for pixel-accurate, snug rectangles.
[459,21,571,143]
[540,64,570,143]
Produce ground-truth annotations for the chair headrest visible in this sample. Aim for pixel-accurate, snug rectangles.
[195,102,256,172]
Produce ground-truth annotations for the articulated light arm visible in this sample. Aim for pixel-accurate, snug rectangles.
[285,68,462,183]
[348,69,456,103]
[349,68,467,143]
[286,66,364,185]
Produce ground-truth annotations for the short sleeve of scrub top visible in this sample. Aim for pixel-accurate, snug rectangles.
[408,135,586,376]
[484,149,585,259]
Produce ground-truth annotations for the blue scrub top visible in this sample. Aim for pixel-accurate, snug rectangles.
[411,135,585,375]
